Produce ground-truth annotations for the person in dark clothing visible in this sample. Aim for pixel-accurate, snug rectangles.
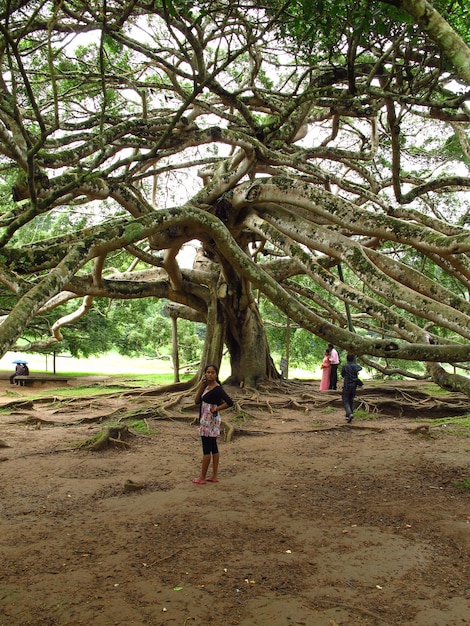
[341,355,363,423]
[328,343,339,390]
[193,363,233,484]
[10,363,24,385]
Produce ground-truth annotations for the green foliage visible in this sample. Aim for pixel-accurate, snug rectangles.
[289,328,320,368]
[57,309,114,358]
[10,210,89,245]
[260,295,326,368]
[422,383,453,396]
[126,419,157,434]
[266,0,415,60]
[0,171,19,216]
[6,372,193,401]
[430,415,470,437]
[54,298,203,362]
[352,409,374,420]
[105,299,166,358]
[435,0,470,44]
[175,318,205,362]
[452,478,470,490]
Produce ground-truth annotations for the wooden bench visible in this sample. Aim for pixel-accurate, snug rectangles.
[14,375,70,387]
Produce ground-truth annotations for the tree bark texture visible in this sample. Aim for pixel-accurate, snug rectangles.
[0,0,469,393]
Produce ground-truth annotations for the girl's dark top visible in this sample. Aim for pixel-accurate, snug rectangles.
[196,384,234,417]
[341,363,362,390]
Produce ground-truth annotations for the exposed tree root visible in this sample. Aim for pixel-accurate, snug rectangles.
[81,425,135,451]
[123,479,146,493]
[0,400,34,410]
[314,597,389,623]
[234,423,384,436]
[408,425,431,436]
[221,419,235,443]
[353,391,469,419]
[60,382,470,422]
[2,381,467,453]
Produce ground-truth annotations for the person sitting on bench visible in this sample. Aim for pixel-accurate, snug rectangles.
[10,363,29,385]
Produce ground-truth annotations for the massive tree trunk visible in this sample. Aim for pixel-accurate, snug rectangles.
[203,260,279,386]
[223,297,278,387]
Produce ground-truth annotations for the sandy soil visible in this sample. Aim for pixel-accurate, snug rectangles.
[0,377,469,626]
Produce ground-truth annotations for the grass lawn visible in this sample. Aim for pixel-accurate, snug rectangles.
[0,351,317,380]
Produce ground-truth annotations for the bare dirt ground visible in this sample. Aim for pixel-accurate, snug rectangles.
[0,377,469,626]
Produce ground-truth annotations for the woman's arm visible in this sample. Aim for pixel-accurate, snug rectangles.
[206,386,234,412]
[194,375,207,404]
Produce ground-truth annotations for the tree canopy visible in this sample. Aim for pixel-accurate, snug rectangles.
[0,0,469,390]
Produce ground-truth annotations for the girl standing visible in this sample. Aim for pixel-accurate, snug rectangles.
[193,364,233,484]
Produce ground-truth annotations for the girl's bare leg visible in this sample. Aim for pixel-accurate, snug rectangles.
[210,453,219,480]
[200,454,211,481]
